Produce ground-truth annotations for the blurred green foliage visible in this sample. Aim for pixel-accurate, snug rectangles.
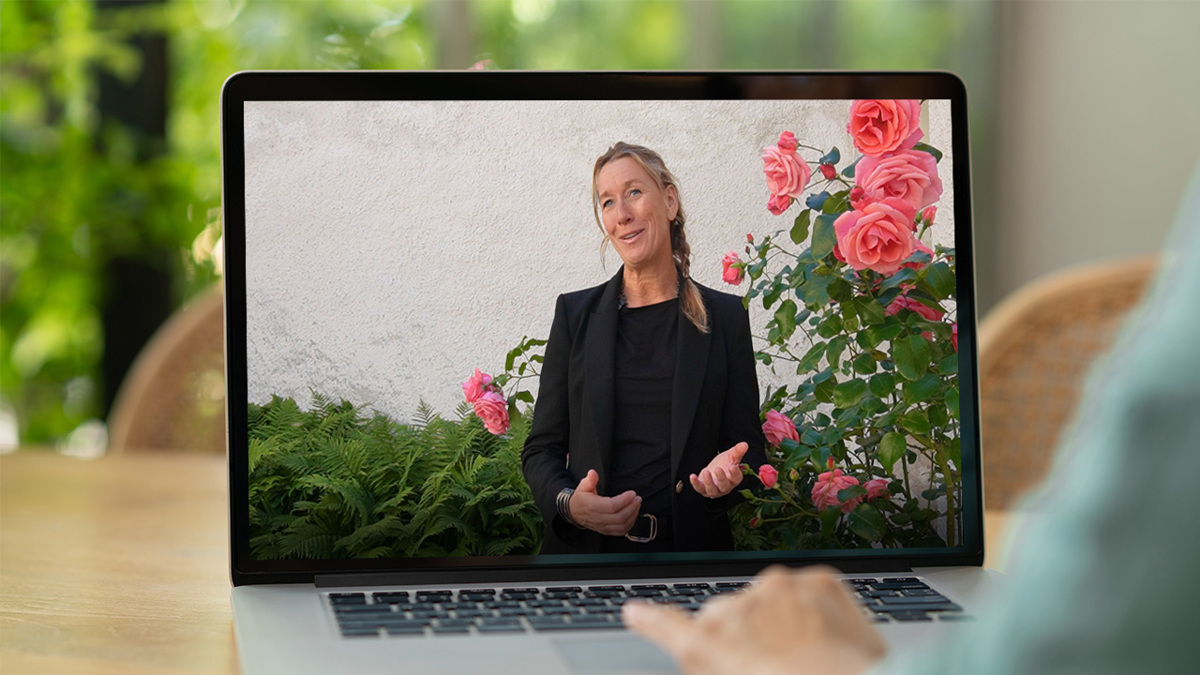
[0,0,988,446]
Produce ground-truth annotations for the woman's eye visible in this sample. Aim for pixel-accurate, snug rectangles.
[602,199,614,209]
[629,189,641,197]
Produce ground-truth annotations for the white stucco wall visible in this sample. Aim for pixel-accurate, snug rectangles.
[244,98,954,422]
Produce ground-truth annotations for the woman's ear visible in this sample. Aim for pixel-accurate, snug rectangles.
[665,185,679,222]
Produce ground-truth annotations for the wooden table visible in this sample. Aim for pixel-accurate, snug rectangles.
[0,450,1014,674]
[0,451,236,675]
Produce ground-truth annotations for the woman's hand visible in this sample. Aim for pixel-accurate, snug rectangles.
[690,442,748,498]
[623,566,887,675]
[567,469,642,536]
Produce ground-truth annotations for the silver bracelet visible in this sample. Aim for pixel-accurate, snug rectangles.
[556,487,579,527]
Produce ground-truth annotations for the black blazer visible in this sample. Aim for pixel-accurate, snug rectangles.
[521,270,769,554]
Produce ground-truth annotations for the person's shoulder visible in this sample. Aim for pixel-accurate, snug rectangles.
[559,280,608,309]
[694,280,747,316]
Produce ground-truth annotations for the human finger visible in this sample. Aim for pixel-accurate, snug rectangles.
[708,466,732,495]
[607,490,640,512]
[725,441,749,464]
[622,601,697,662]
[576,469,600,494]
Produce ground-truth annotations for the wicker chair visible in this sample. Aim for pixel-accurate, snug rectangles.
[107,284,226,454]
[976,256,1158,509]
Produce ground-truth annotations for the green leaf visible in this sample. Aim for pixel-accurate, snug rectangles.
[796,342,826,373]
[937,354,958,375]
[827,276,853,303]
[825,336,849,369]
[854,297,886,326]
[812,214,838,259]
[868,372,895,398]
[852,352,876,375]
[816,315,842,339]
[837,485,867,503]
[912,142,944,163]
[849,503,887,542]
[879,432,907,472]
[902,410,931,436]
[923,261,956,299]
[814,377,836,403]
[820,146,841,165]
[763,281,785,310]
[820,506,841,538]
[841,156,861,178]
[801,272,834,308]
[902,373,941,405]
[774,299,799,340]
[946,387,960,419]
[832,378,867,408]
[514,391,535,404]
[928,404,949,428]
[893,334,931,382]
[791,209,812,244]
[821,190,849,215]
[879,266,918,292]
[864,321,904,347]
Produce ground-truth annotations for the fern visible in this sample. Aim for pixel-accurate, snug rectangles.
[247,392,542,560]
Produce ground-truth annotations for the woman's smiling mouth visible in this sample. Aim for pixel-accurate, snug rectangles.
[620,229,644,243]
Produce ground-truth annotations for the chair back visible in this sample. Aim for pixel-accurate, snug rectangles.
[977,256,1157,508]
[107,285,225,454]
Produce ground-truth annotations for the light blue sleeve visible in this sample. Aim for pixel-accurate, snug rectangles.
[881,163,1200,674]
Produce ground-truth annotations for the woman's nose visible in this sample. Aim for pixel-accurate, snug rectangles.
[615,200,632,223]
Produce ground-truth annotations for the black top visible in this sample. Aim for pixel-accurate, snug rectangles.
[606,297,677,551]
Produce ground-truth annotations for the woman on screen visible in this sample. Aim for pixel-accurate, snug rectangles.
[522,142,769,554]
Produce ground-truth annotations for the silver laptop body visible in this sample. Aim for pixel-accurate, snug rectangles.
[222,71,999,674]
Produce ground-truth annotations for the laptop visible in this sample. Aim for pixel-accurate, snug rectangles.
[222,71,1000,674]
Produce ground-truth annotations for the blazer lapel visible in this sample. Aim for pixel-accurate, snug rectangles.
[671,298,711,480]
[584,270,623,494]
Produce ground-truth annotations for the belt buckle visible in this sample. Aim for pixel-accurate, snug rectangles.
[625,514,658,543]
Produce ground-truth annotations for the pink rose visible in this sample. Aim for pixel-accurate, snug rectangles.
[776,130,798,153]
[833,197,919,276]
[865,478,889,501]
[767,193,793,216]
[472,390,510,435]
[762,143,811,200]
[819,163,837,180]
[758,464,779,489]
[921,206,937,225]
[951,323,958,352]
[762,410,799,447]
[749,516,761,529]
[722,251,745,285]
[462,368,494,403]
[847,99,923,157]
[885,290,945,322]
[856,149,943,212]
[811,468,862,513]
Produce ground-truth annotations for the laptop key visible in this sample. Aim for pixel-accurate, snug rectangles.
[477,619,525,634]
[890,611,933,622]
[871,582,929,590]
[329,593,367,605]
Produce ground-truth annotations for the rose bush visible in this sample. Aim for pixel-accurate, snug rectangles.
[731,100,960,551]
[463,336,546,437]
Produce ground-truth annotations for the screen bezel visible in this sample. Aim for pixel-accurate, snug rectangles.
[221,71,982,586]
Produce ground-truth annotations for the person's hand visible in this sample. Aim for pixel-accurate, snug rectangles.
[690,442,749,498]
[622,566,886,675]
[567,469,642,536]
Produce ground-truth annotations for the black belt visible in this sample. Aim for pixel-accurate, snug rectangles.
[625,513,671,543]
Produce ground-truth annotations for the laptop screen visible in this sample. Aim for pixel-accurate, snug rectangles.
[222,72,981,582]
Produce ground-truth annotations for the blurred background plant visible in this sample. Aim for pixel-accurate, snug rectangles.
[13,0,1194,454]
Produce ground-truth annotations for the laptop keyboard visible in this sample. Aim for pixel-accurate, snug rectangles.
[329,577,967,637]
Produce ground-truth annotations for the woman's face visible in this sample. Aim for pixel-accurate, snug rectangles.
[596,156,679,273]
